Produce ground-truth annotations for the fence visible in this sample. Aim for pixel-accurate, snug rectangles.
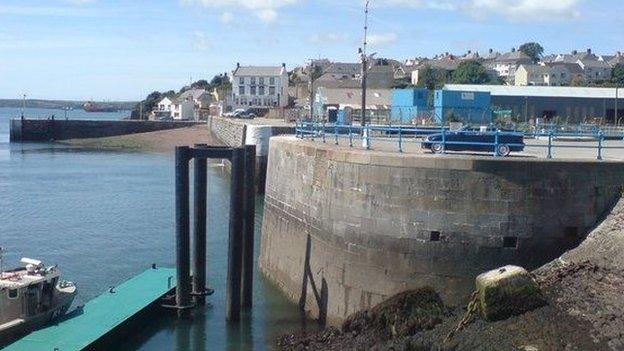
[295,121,624,160]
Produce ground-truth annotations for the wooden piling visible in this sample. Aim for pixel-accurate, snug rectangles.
[192,144,208,304]
[175,146,192,309]
[226,148,245,322]
[241,145,256,310]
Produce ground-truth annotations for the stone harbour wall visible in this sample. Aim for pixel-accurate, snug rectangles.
[10,118,202,142]
[259,136,624,324]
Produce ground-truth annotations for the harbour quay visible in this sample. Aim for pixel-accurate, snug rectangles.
[258,136,624,324]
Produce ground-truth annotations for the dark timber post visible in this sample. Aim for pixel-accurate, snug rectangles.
[175,146,193,310]
[192,144,208,304]
[226,148,245,322]
[241,145,256,310]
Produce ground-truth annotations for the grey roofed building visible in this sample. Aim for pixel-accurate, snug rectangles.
[178,88,211,101]
[422,58,460,71]
[323,62,362,77]
[555,49,599,63]
[316,86,392,108]
[494,50,533,64]
[232,65,285,76]
[543,62,584,75]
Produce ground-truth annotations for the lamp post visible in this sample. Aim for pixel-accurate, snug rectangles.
[21,93,26,118]
[360,0,370,127]
[616,85,620,126]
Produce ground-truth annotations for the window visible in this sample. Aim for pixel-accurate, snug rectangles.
[259,86,265,95]
[503,236,518,248]
[250,77,256,85]
[430,231,441,242]
[269,86,276,95]
[259,77,264,85]
[239,77,245,84]
[250,86,256,95]
[8,289,18,299]
[269,77,275,85]
[239,86,245,95]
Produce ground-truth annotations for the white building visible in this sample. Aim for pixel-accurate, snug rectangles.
[154,96,194,120]
[231,63,289,109]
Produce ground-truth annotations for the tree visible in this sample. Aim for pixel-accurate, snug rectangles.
[519,42,544,64]
[612,63,624,86]
[451,61,491,84]
[418,66,450,91]
[571,75,587,87]
[210,74,230,88]
[190,79,209,89]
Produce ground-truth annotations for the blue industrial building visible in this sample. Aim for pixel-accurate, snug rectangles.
[390,88,429,123]
[434,89,492,125]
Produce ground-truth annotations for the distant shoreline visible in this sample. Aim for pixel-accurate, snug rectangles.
[0,99,136,110]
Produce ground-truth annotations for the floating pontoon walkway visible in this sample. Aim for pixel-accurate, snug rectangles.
[5,267,176,351]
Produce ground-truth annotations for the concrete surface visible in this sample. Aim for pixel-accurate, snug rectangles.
[259,136,624,324]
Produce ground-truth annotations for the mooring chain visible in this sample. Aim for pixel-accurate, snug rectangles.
[443,291,480,344]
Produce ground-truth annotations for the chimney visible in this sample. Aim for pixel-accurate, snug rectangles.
[282,63,286,68]
[511,48,516,52]
[618,51,622,57]
[236,62,240,68]
[587,48,592,54]
[467,50,472,54]
[489,48,493,54]
[572,50,578,55]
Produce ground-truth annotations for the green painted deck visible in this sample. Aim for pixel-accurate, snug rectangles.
[5,267,177,351]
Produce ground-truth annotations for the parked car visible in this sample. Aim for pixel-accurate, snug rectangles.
[229,108,256,119]
[422,128,525,157]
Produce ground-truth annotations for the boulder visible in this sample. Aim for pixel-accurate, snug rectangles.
[476,265,545,321]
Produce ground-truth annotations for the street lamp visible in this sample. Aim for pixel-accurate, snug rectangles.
[21,93,26,118]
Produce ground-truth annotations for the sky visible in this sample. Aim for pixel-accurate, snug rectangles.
[0,0,622,101]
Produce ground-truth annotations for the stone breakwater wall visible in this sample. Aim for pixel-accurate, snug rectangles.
[10,118,202,142]
[259,136,624,324]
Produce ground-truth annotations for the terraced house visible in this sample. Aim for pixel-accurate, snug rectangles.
[231,64,289,110]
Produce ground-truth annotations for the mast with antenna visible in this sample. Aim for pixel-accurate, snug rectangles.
[360,0,370,127]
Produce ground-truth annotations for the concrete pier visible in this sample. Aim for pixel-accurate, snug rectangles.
[259,136,624,324]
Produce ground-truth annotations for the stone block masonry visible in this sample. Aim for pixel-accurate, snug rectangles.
[10,118,202,142]
[259,136,624,325]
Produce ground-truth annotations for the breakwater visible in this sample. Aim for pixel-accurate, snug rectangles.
[259,136,624,324]
[9,118,202,142]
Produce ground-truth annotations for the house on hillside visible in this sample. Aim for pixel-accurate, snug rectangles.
[177,89,213,110]
[231,63,289,110]
[515,65,571,86]
[578,59,612,82]
[153,96,194,120]
[554,49,599,63]
[488,49,533,85]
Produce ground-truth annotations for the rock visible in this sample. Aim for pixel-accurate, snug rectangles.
[476,265,546,321]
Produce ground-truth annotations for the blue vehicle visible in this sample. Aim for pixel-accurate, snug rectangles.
[422,128,525,157]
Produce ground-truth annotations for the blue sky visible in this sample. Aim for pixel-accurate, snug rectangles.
[0,0,622,101]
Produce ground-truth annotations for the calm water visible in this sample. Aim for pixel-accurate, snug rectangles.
[0,107,310,350]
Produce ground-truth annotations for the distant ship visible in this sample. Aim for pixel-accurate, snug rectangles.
[83,101,119,113]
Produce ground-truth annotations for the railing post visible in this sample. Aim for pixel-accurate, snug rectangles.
[441,129,446,154]
[493,130,500,157]
[334,125,339,145]
[322,122,326,143]
[398,126,403,153]
[547,131,553,159]
[365,125,370,150]
[349,125,353,147]
[597,131,604,160]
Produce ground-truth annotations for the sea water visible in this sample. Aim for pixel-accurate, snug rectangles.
[0,107,311,350]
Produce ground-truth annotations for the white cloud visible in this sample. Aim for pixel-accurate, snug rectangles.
[309,32,350,44]
[256,9,277,23]
[66,0,96,4]
[220,12,234,24]
[466,0,580,21]
[192,31,210,51]
[181,0,297,24]
[367,33,397,46]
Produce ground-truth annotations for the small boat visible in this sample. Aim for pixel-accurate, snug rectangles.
[0,256,76,346]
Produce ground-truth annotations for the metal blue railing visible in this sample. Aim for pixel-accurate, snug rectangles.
[295,121,624,160]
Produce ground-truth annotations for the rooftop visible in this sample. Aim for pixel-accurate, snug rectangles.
[233,65,285,76]
[444,84,620,99]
